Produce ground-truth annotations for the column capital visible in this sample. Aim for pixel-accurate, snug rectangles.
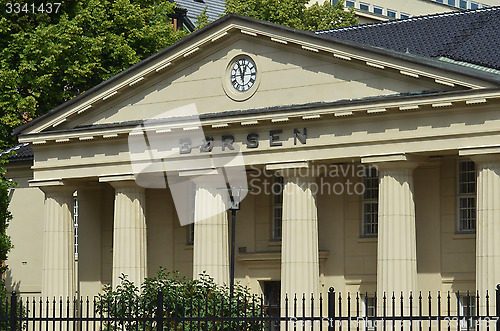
[99,174,145,190]
[32,180,76,195]
[459,146,500,164]
[361,153,421,171]
[266,161,317,178]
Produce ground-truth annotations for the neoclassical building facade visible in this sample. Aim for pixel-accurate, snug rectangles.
[5,10,500,316]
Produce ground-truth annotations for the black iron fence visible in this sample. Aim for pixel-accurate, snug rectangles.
[1,286,500,330]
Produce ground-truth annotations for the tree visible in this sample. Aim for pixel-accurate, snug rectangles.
[95,268,265,330]
[195,7,210,30]
[0,0,187,150]
[0,156,13,274]
[0,154,14,301]
[225,0,357,31]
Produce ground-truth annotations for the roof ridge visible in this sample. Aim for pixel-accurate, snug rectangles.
[315,5,500,34]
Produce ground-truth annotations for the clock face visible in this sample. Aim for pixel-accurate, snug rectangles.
[230,57,257,92]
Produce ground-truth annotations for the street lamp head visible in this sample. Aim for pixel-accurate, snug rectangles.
[229,186,242,211]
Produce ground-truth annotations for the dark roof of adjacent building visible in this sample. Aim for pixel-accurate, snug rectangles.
[317,6,500,71]
[0,143,33,162]
[174,0,225,24]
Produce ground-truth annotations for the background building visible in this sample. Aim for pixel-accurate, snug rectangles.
[327,0,500,22]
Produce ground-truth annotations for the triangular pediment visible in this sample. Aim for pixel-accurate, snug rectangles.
[17,14,500,136]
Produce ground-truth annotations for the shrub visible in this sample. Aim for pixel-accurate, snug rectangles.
[95,268,266,330]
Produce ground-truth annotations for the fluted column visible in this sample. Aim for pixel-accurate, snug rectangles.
[41,186,76,299]
[376,161,418,303]
[473,156,500,309]
[280,171,319,317]
[111,182,147,289]
[192,186,229,285]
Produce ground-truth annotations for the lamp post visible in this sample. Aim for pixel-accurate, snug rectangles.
[227,186,241,300]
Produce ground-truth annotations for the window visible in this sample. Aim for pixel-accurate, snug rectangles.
[188,223,194,245]
[73,195,79,258]
[373,6,383,15]
[400,13,410,19]
[460,0,468,8]
[272,174,283,240]
[362,167,378,237]
[435,0,444,3]
[362,295,376,330]
[448,0,456,6]
[346,0,355,7]
[387,10,397,18]
[459,294,476,330]
[458,160,476,233]
[470,2,479,9]
[359,3,370,11]
[187,184,196,245]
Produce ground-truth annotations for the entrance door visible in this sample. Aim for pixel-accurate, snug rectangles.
[263,281,281,331]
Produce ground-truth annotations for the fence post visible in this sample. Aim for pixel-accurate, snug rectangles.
[156,290,164,331]
[496,285,500,331]
[9,291,17,331]
[328,287,335,331]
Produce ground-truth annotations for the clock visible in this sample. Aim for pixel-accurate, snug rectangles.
[229,57,257,92]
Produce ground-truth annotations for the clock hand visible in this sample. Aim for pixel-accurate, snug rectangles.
[242,64,249,82]
[239,66,245,82]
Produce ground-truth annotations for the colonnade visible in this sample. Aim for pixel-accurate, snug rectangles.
[38,153,500,313]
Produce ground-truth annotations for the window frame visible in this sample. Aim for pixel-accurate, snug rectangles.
[359,2,370,11]
[73,195,78,258]
[345,0,355,7]
[187,183,196,245]
[271,174,284,241]
[373,6,383,15]
[361,166,379,238]
[187,223,195,245]
[459,294,476,331]
[361,295,377,331]
[456,159,477,234]
[386,9,397,18]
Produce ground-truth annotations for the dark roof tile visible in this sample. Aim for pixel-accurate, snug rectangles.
[0,143,33,162]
